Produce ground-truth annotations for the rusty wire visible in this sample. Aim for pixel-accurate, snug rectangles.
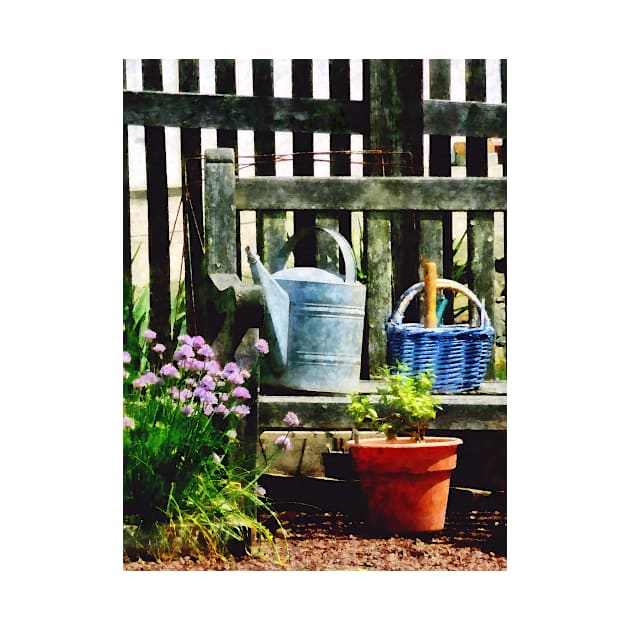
[180,149,418,182]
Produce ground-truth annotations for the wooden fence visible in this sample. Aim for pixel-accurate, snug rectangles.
[123,59,507,380]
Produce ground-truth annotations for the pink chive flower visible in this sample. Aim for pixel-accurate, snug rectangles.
[123,416,135,429]
[223,362,240,374]
[188,359,204,371]
[283,411,300,427]
[171,386,180,400]
[212,453,222,465]
[215,404,227,414]
[232,386,251,400]
[254,338,269,355]
[181,405,193,416]
[123,351,131,364]
[203,403,215,416]
[226,371,245,385]
[179,388,193,401]
[202,392,218,406]
[205,360,221,376]
[132,372,161,388]
[174,345,195,361]
[181,358,195,371]
[197,344,214,358]
[232,404,250,417]
[226,430,237,440]
[142,329,157,340]
[191,335,205,348]
[200,375,216,389]
[159,364,180,378]
[274,435,291,451]
[256,486,266,496]
[153,343,166,354]
[178,334,193,345]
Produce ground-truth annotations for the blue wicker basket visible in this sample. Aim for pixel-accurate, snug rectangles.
[386,279,495,393]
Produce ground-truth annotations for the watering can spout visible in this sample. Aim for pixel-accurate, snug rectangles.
[246,246,289,371]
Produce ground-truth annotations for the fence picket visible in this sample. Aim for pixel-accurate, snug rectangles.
[178,59,205,336]
[292,60,317,267]
[142,59,171,342]
[500,59,507,364]
[426,59,452,320]
[312,60,351,274]
[252,60,285,267]
[123,61,132,290]
[465,59,495,378]
[329,60,353,275]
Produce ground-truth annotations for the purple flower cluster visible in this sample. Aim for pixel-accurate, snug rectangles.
[283,411,300,427]
[232,386,251,400]
[159,364,180,378]
[125,331,258,424]
[132,371,161,389]
[254,338,269,355]
[274,435,291,451]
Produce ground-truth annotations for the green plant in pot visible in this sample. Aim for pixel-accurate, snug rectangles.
[347,365,463,533]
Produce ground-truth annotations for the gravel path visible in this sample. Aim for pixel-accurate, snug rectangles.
[123,505,506,571]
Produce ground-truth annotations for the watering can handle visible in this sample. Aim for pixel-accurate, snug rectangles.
[272,226,358,284]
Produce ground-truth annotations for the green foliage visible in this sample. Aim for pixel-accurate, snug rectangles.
[450,230,469,323]
[123,276,150,374]
[123,273,187,375]
[170,280,187,344]
[123,332,294,562]
[348,365,441,442]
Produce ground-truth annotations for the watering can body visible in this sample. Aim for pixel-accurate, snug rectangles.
[247,227,366,393]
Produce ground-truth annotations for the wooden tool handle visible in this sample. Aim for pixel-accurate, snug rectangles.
[422,260,438,328]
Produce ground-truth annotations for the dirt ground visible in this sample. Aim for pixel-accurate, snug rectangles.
[123,498,506,571]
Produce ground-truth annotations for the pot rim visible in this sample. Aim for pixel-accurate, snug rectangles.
[347,436,463,448]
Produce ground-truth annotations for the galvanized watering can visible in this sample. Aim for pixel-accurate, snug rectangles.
[246,227,366,393]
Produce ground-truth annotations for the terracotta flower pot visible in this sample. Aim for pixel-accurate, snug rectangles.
[348,436,463,533]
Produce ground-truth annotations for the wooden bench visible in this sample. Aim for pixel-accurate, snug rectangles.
[202,148,507,489]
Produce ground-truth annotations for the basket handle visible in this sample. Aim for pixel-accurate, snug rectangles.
[389,279,491,328]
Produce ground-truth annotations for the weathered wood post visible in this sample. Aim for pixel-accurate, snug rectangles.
[204,147,261,537]
[364,60,423,376]
[205,148,238,278]
[204,148,263,362]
